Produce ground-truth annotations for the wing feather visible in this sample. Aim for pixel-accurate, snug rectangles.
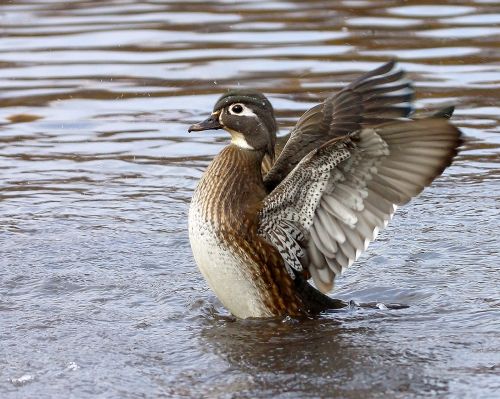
[264,61,414,190]
[258,118,461,293]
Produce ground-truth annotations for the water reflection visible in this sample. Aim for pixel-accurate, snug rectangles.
[199,315,450,398]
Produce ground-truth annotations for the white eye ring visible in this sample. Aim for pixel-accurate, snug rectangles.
[229,104,244,114]
[228,103,257,117]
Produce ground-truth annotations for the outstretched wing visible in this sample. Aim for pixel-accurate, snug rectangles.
[264,60,414,190]
[258,118,462,292]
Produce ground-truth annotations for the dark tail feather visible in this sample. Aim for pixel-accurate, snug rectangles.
[294,275,347,313]
[432,105,455,119]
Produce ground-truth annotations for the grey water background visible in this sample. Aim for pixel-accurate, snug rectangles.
[1,0,499,398]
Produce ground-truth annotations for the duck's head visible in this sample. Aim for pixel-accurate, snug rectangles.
[188,90,277,159]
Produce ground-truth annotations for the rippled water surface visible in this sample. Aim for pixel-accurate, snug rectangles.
[1,1,499,398]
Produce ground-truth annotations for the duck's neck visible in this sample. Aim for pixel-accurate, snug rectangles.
[194,145,267,232]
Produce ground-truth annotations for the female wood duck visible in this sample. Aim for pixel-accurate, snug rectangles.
[188,61,461,319]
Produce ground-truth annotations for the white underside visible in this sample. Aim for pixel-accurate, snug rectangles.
[188,199,273,318]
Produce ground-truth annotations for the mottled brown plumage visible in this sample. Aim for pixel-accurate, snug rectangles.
[191,145,307,316]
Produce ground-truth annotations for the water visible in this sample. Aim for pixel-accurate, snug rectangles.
[1,1,499,398]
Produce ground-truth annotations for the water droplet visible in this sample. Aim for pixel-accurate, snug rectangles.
[67,362,80,371]
[10,374,34,386]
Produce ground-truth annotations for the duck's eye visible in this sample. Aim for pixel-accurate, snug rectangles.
[230,104,243,114]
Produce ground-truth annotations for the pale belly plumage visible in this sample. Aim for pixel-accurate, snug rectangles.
[188,197,274,319]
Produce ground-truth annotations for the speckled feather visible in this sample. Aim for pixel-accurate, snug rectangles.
[258,136,354,276]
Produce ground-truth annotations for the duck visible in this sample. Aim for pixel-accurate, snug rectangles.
[188,61,462,319]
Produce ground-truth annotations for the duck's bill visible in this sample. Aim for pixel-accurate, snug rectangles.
[188,115,223,132]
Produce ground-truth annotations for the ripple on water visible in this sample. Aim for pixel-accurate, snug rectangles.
[388,5,477,17]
